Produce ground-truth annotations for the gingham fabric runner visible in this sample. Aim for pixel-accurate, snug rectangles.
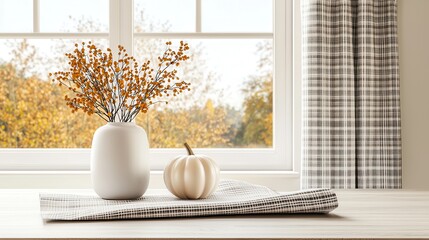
[40,180,338,220]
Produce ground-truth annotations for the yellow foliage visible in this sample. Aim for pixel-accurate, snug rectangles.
[0,64,232,148]
[0,64,102,148]
[137,99,231,148]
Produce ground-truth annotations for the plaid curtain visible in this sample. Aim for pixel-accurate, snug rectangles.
[301,0,401,189]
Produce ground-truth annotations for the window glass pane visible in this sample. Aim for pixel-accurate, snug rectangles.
[134,38,273,148]
[40,0,108,32]
[202,0,272,32]
[0,39,108,148]
[0,0,33,32]
[134,0,195,33]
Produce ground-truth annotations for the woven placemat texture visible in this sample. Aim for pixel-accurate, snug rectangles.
[40,179,338,220]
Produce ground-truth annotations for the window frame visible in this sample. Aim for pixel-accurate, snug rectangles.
[0,0,297,173]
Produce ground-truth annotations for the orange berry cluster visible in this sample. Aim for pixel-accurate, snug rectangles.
[50,41,191,122]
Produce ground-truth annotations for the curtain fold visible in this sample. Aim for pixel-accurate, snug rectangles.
[301,0,401,189]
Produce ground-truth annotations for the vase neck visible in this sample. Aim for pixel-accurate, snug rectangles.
[107,122,136,127]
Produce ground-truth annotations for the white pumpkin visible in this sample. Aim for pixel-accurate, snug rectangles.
[163,143,220,199]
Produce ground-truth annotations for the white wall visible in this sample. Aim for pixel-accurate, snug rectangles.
[398,0,429,189]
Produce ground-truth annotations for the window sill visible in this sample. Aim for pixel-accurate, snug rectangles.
[0,170,300,191]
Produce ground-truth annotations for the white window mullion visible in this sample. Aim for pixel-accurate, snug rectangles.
[133,32,272,39]
[33,0,40,33]
[196,0,201,32]
[110,0,133,55]
[109,0,120,51]
[0,33,108,39]
[273,0,290,168]
[292,0,302,176]
[119,0,134,55]
[109,0,134,122]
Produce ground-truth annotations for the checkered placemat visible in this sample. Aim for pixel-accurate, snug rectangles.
[40,180,338,220]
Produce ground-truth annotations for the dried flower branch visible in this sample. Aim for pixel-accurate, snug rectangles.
[50,41,191,122]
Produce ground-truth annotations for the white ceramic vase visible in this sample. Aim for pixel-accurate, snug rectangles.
[90,122,150,200]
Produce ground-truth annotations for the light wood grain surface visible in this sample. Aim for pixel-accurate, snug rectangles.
[0,189,428,239]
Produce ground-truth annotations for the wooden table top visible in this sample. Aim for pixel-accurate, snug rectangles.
[0,189,428,239]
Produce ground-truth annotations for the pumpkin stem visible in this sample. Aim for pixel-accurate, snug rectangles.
[184,142,194,155]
